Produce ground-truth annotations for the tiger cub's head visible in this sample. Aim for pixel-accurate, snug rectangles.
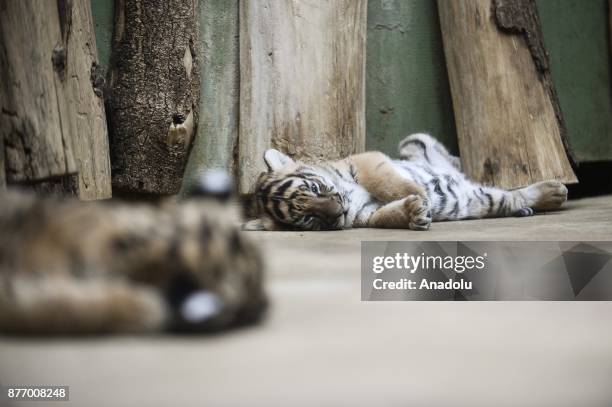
[248,149,345,231]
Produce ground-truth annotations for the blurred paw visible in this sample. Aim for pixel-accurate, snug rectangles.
[242,218,276,231]
[186,169,233,201]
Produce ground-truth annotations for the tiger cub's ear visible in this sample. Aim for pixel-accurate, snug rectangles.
[264,149,294,172]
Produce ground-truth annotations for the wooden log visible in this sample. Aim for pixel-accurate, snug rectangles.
[238,0,367,193]
[0,0,77,185]
[0,0,112,199]
[181,0,239,193]
[438,0,577,189]
[61,0,112,199]
[107,0,199,195]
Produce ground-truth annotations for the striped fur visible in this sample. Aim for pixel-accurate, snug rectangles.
[0,189,267,334]
[245,133,568,231]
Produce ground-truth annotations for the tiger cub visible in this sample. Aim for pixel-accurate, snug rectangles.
[245,133,568,231]
[0,175,267,334]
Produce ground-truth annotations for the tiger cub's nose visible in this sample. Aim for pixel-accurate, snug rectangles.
[325,199,344,223]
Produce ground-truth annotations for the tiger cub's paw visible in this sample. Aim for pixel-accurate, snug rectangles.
[513,207,534,217]
[243,219,267,231]
[404,194,432,231]
[242,218,277,231]
[527,181,568,211]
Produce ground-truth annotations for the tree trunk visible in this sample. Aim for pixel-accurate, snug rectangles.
[0,0,112,199]
[438,0,577,189]
[0,0,77,185]
[238,0,367,193]
[108,0,199,195]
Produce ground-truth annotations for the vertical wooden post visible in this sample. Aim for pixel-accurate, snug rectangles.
[0,1,77,185]
[62,0,112,199]
[107,0,199,195]
[0,0,112,199]
[438,0,577,189]
[238,0,367,193]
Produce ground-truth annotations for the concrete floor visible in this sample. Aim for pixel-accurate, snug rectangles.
[1,196,612,406]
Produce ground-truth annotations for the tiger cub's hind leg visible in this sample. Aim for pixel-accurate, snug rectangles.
[459,180,568,220]
[399,133,461,171]
[479,180,567,218]
[368,195,432,230]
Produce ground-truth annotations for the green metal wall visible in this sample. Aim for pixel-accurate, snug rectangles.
[537,0,612,162]
[90,0,113,74]
[181,0,239,193]
[365,0,457,156]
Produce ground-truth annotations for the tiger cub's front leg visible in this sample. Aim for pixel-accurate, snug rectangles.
[368,195,432,231]
[348,151,426,203]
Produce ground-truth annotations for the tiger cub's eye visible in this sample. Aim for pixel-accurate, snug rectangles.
[310,184,319,194]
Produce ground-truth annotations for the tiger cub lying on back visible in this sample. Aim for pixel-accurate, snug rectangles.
[245,133,568,231]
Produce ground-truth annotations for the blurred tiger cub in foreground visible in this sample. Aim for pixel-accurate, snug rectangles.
[246,133,568,231]
[0,175,266,335]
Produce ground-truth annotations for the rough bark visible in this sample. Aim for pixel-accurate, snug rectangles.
[0,141,5,189]
[238,0,367,193]
[108,0,199,195]
[438,0,577,189]
[181,0,239,193]
[0,0,77,184]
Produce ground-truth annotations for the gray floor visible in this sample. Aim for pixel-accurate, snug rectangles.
[1,196,612,406]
